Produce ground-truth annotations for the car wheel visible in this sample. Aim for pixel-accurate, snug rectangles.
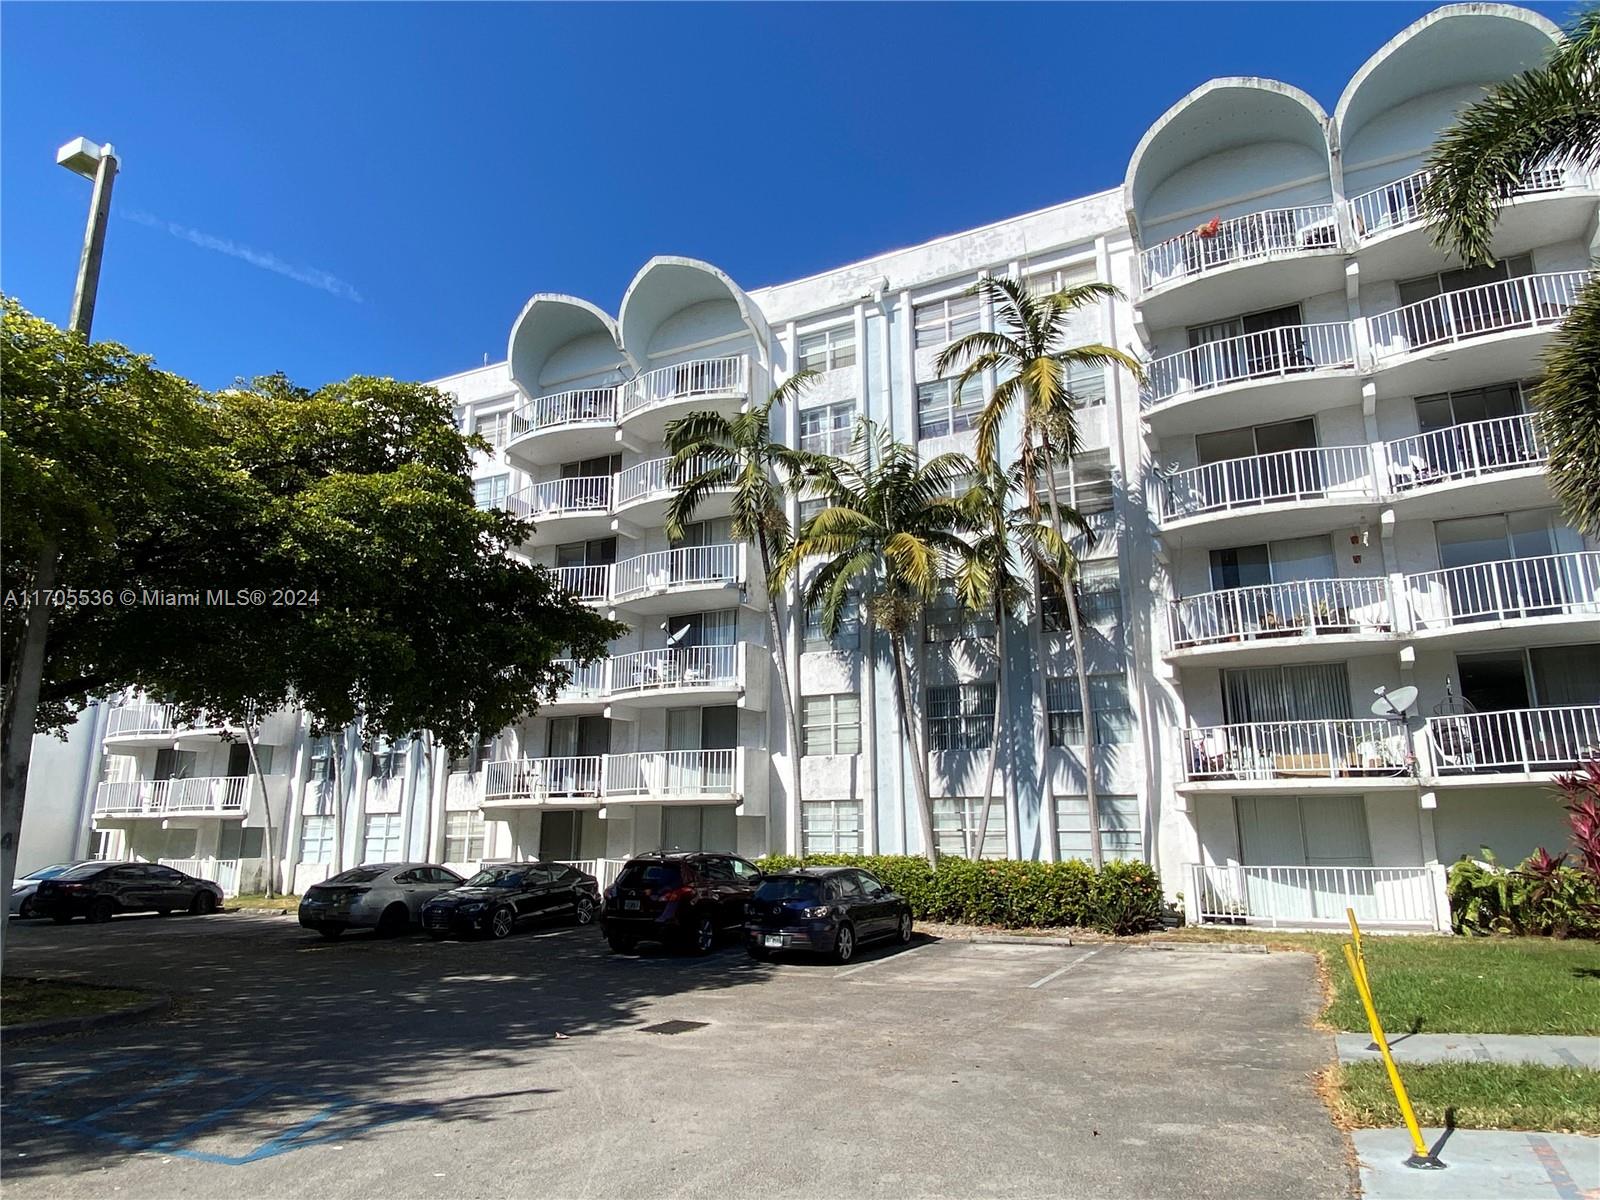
[689,913,716,955]
[87,897,116,924]
[318,926,344,940]
[833,923,856,964]
[897,910,913,944]
[18,896,35,919]
[51,913,73,925]
[377,904,410,938]
[574,896,596,926]
[606,933,636,954]
[190,891,217,916]
[489,907,515,939]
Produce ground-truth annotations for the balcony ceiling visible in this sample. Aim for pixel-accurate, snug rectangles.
[507,294,627,398]
[618,256,770,362]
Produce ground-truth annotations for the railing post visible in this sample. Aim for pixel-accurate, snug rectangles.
[1429,863,1452,934]
[1516,710,1532,775]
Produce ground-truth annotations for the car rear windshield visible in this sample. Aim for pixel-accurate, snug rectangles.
[755,878,824,902]
[616,862,685,889]
[465,868,523,888]
[325,867,387,884]
[54,864,112,881]
[24,864,74,881]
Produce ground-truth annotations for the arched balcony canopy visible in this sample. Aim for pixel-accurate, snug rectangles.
[506,294,627,400]
[1337,4,1561,197]
[618,256,770,367]
[1124,78,1333,248]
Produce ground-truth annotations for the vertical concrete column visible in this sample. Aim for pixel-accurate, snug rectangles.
[855,301,879,855]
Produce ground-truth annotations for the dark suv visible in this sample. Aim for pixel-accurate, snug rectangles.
[601,852,763,954]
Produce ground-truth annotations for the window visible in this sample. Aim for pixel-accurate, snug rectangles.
[916,377,983,439]
[1415,381,1527,433]
[473,474,510,510]
[802,694,861,756]
[925,587,996,644]
[450,733,496,774]
[799,400,856,455]
[369,739,410,781]
[927,684,996,751]
[87,830,114,860]
[932,797,1007,859]
[443,811,486,864]
[476,410,511,450]
[798,496,828,528]
[1056,795,1142,862]
[362,814,402,863]
[299,815,334,864]
[1042,560,1122,633]
[914,293,981,349]
[802,800,863,854]
[1047,674,1133,745]
[797,325,857,373]
[804,590,861,652]
[1066,360,1107,408]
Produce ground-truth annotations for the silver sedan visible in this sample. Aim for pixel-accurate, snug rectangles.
[297,863,465,938]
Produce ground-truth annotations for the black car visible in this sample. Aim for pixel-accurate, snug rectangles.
[420,862,600,939]
[601,851,763,954]
[744,867,912,963]
[33,861,224,924]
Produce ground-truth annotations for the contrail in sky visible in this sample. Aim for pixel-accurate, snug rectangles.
[122,208,363,302]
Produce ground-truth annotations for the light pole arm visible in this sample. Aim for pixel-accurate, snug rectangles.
[69,150,118,338]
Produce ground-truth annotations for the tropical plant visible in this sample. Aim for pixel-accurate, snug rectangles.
[782,420,973,869]
[1448,845,1600,938]
[935,276,1143,866]
[1555,758,1600,879]
[1420,8,1600,534]
[663,373,819,856]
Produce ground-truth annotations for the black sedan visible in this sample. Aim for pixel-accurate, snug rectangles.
[421,862,600,939]
[744,866,912,963]
[33,861,224,924]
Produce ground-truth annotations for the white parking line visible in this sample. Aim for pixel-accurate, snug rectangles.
[835,944,926,978]
[1027,947,1104,988]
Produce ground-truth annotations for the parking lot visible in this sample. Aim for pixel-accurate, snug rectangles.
[2,913,1354,1199]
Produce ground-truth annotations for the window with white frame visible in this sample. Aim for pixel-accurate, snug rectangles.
[803,590,861,652]
[1066,360,1107,409]
[299,815,334,864]
[916,377,983,439]
[798,496,828,529]
[476,409,511,449]
[1042,559,1122,632]
[799,400,856,455]
[932,796,1007,859]
[926,683,996,751]
[473,474,510,510]
[369,739,410,781]
[1047,673,1133,745]
[802,694,861,756]
[913,293,981,349]
[362,813,402,863]
[797,325,857,374]
[443,810,486,864]
[925,586,997,644]
[802,800,863,854]
[1056,794,1142,862]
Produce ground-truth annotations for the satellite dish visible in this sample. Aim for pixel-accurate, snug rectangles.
[1371,685,1418,720]
[664,624,692,648]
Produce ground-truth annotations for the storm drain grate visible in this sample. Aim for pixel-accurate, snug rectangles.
[640,1020,709,1035]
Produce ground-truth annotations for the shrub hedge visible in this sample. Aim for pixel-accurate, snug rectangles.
[754,854,1164,935]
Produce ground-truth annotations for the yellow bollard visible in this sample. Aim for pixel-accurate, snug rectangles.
[1343,909,1445,1169]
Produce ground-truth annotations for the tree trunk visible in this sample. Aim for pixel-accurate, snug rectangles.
[757,536,807,860]
[972,598,1006,861]
[330,732,347,879]
[889,633,937,869]
[0,537,59,967]
[241,720,276,900]
[1043,486,1103,869]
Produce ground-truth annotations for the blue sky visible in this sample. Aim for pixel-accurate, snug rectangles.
[1,2,1573,391]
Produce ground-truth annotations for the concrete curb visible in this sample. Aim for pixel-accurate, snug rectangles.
[0,983,170,1044]
[930,930,1271,953]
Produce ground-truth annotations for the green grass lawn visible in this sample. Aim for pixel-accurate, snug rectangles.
[1,977,151,1026]
[228,893,300,911]
[1332,1061,1600,1134]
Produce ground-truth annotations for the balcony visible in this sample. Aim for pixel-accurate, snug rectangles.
[504,475,615,544]
[504,386,619,470]
[103,703,240,748]
[601,748,745,806]
[1168,577,1394,663]
[1181,719,1412,789]
[1157,445,1378,543]
[605,644,747,710]
[545,659,608,713]
[613,455,732,529]
[611,543,745,613]
[157,856,243,897]
[1136,204,1346,329]
[482,756,602,807]
[1365,271,1591,397]
[1427,706,1600,781]
[1383,413,1548,516]
[1405,552,1600,647]
[1186,863,1445,931]
[1141,322,1358,434]
[619,354,749,442]
[553,565,611,605]
[94,776,255,818]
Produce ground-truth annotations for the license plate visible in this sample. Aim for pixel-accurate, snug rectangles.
[624,899,640,911]
[763,934,783,948]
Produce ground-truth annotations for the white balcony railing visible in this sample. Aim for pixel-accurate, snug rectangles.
[1143,322,1356,407]
[1406,552,1600,630]
[1350,164,1575,241]
[1185,719,1410,783]
[621,355,748,418]
[554,858,628,888]
[505,476,612,521]
[1187,863,1444,929]
[606,645,739,696]
[1170,577,1393,650]
[482,756,603,802]
[158,857,243,897]
[1160,444,1376,522]
[1384,413,1546,494]
[601,749,740,800]
[614,455,716,507]
[95,776,254,817]
[1367,271,1591,360]
[612,544,741,602]
[553,659,607,705]
[554,565,610,603]
[1428,706,1600,776]
[510,386,617,438]
[1139,204,1341,292]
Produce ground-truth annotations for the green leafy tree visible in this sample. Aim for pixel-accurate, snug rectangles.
[663,373,817,856]
[783,421,972,869]
[935,277,1142,866]
[1421,8,1600,534]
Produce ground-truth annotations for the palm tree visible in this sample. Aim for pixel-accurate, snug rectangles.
[935,276,1143,867]
[664,373,817,856]
[782,421,973,869]
[1421,9,1600,534]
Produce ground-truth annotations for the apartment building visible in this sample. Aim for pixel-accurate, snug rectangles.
[64,5,1597,930]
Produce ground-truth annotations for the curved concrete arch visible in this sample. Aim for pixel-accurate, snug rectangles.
[506,293,628,399]
[1123,77,1332,241]
[618,256,772,370]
